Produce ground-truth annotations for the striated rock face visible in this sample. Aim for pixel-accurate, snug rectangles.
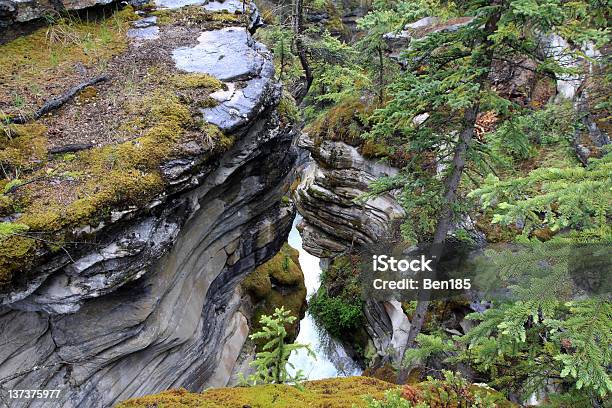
[0,5,299,408]
[295,132,405,258]
[295,132,409,365]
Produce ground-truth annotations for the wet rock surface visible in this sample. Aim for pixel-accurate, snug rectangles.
[0,3,299,408]
[173,27,269,81]
[173,26,278,132]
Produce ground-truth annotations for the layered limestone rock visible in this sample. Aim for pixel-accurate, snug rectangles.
[294,132,409,366]
[0,3,299,408]
[295,132,405,258]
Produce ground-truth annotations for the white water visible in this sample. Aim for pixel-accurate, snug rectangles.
[286,217,362,380]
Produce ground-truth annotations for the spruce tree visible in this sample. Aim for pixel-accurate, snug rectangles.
[362,0,608,382]
[246,307,315,385]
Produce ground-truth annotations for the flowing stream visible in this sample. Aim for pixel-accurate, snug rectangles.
[286,216,362,380]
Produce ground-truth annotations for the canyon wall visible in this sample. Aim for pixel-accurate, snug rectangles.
[0,2,299,407]
[295,132,410,366]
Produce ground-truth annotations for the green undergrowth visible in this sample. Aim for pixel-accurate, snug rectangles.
[242,243,307,346]
[152,5,245,27]
[309,255,365,340]
[0,72,228,289]
[306,98,408,166]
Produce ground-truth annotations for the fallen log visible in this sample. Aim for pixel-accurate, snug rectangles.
[48,143,94,155]
[10,74,110,124]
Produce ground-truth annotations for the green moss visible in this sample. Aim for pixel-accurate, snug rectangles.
[242,243,307,346]
[306,98,368,147]
[243,243,303,296]
[0,234,36,287]
[0,222,29,238]
[0,123,48,172]
[242,266,272,299]
[170,73,225,91]
[153,6,245,27]
[361,139,391,159]
[116,376,517,408]
[0,194,13,215]
[21,90,191,232]
[117,377,396,408]
[209,12,243,23]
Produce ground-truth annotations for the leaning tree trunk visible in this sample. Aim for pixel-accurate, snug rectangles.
[396,5,503,384]
[292,0,312,103]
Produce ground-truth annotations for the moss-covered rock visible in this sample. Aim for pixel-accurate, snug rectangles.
[306,97,369,147]
[171,73,225,90]
[0,73,229,290]
[242,242,307,345]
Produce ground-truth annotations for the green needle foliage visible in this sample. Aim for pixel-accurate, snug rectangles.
[362,0,609,242]
[406,240,611,403]
[246,307,315,385]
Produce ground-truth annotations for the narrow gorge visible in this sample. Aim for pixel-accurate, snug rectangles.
[0,0,609,406]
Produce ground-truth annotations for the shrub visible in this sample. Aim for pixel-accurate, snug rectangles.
[309,256,364,338]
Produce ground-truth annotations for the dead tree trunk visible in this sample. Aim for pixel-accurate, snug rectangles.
[292,0,312,103]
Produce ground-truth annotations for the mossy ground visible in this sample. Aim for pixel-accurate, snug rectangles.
[242,243,307,345]
[117,377,396,408]
[116,376,516,408]
[153,5,245,27]
[0,6,138,116]
[0,4,256,290]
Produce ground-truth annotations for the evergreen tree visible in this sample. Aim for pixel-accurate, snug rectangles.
[245,307,315,385]
[360,0,608,381]
[469,149,611,240]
